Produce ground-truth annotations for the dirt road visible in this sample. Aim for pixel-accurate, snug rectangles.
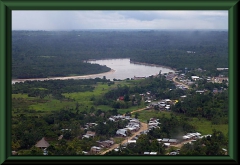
[100,122,148,155]
[100,107,148,155]
[130,108,146,114]
[172,76,189,89]
[99,106,193,155]
[99,122,192,155]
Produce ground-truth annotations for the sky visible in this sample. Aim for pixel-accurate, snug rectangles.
[12,10,228,30]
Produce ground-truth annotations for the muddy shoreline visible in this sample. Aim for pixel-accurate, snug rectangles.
[12,69,115,84]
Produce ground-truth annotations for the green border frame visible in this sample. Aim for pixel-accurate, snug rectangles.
[0,0,238,164]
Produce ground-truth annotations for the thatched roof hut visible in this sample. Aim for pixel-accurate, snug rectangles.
[35,137,50,149]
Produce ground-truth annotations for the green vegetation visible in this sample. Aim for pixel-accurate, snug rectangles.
[137,110,172,123]
[11,30,229,156]
[12,30,228,79]
[12,76,228,155]
[136,110,228,136]
[105,118,228,156]
[188,118,228,136]
[179,129,228,155]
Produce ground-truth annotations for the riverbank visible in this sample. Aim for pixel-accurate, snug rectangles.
[12,69,115,84]
[12,58,176,84]
[130,60,177,72]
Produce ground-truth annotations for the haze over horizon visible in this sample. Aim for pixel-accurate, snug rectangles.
[12,10,228,31]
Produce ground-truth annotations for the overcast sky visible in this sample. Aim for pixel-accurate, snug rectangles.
[12,10,228,30]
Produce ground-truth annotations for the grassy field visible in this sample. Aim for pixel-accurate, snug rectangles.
[12,93,35,99]
[11,79,228,136]
[137,110,228,136]
[29,99,75,111]
[11,80,143,113]
[12,94,76,113]
[137,110,173,122]
[189,117,228,136]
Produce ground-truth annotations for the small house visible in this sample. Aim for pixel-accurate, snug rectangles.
[116,129,127,137]
[169,139,178,144]
[191,76,200,81]
[90,146,102,154]
[150,152,157,155]
[162,138,169,143]
[35,137,50,150]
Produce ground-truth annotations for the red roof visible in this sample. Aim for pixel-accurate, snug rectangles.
[119,96,124,100]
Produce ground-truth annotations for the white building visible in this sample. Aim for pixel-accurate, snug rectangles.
[191,76,200,81]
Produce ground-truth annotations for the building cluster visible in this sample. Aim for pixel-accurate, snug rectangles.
[79,115,141,155]
[114,116,140,137]
[148,118,161,130]
[182,132,213,145]
[165,73,177,81]
[147,99,174,111]
[83,122,98,130]
[31,117,216,156]
[182,132,202,140]
[82,131,96,139]
[170,68,228,94]
[88,139,115,154]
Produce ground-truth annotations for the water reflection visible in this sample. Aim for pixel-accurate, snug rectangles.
[88,58,174,80]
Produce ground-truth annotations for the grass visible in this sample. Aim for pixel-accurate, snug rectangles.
[11,79,228,136]
[169,113,228,135]
[29,99,75,111]
[12,79,144,113]
[137,110,172,123]
[137,110,228,136]
[62,80,143,111]
[12,93,35,99]
[62,82,117,101]
[96,105,113,111]
[63,92,94,102]
[188,117,228,136]
[12,94,76,112]
[31,88,48,90]
[117,105,146,115]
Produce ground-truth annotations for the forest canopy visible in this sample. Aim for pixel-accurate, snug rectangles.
[12,30,228,79]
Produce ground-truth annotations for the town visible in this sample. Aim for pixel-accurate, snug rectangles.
[11,67,228,156]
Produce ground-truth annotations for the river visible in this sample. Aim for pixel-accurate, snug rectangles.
[12,58,175,84]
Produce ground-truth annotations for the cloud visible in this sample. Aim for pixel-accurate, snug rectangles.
[12,10,228,30]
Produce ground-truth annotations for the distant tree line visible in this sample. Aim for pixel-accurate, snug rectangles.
[12,30,228,79]
[12,78,111,98]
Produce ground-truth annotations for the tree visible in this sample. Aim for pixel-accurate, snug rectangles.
[136,134,150,152]
[149,139,159,152]
[12,140,20,151]
[89,106,96,113]
[134,112,139,119]
[30,146,43,155]
[124,94,130,102]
